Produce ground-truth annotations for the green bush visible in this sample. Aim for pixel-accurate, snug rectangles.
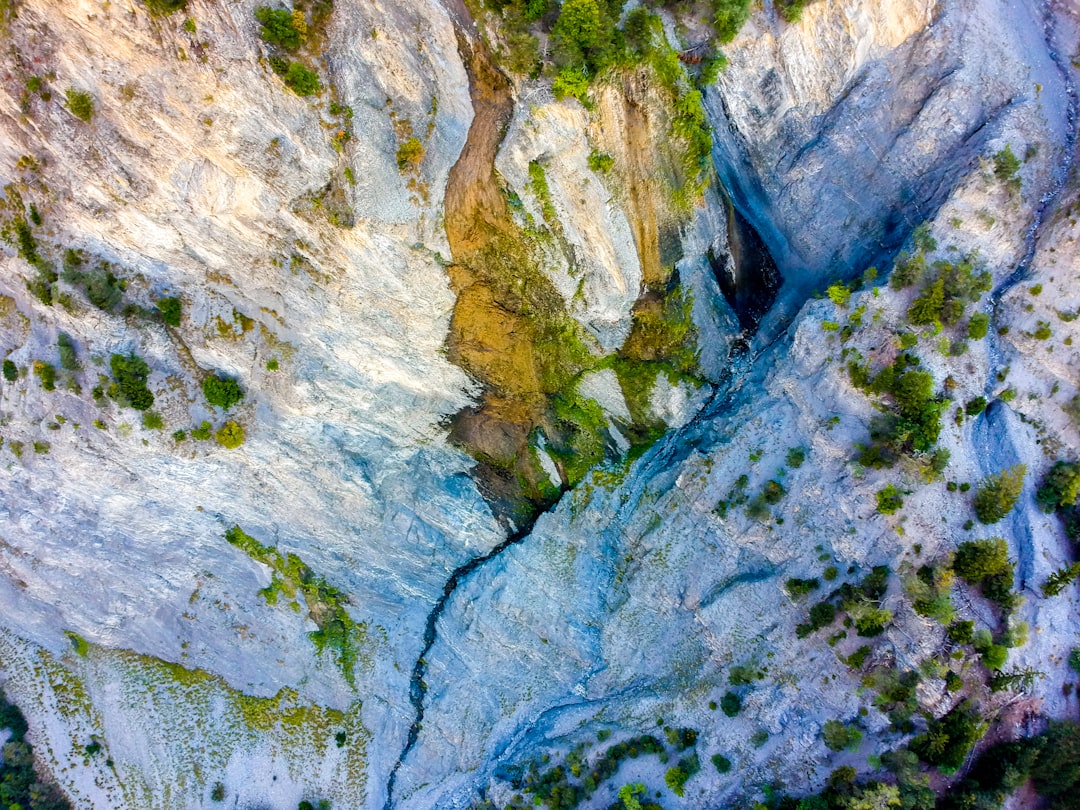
[191,421,212,440]
[711,753,731,773]
[967,313,990,339]
[822,720,863,752]
[712,0,752,42]
[947,620,974,645]
[719,691,741,717]
[282,62,320,95]
[141,0,187,15]
[981,643,1008,670]
[215,420,245,449]
[33,360,56,391]
[65,88,94,122]
[587,151,614,173]
[786,446,807,468]
[57,332,78,371]
[396,137,425,172]
[1042,562,1080,597]
[1036,461,1080,511]
[953,538,1011,582]
[910,701,984,770]
[552,67,590,102]
[157,296,182,326]
[973,464,1026,524]
[1069,648,1080,673]
[785,577,820,598]
[142,411,164,430]
[2,359,17,382]
[255,7,303,51]
[993,145,1021,190]
[203,374,244,410]
[108,353,154,410]
[965,396,987,417]
[211,782,226,801]
[876,484,903,514]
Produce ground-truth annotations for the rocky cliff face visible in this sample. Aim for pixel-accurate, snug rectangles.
[0,0,1077,808]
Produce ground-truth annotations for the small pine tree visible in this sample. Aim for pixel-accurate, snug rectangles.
[907,277,945,326]
[973,464,1026,524]
[1042,561,1080,597]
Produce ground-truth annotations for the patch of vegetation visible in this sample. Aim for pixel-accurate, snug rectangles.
[528,160,557,226]
[587,151,614,173]
[215,420,245,449]
[719,691,741,717]
[664,752,699,797]
[903,562,955,625]
[822,719,863,752]
[2,359,17,382]
[65,88,94,122]
[225,525,366,685]
[785,577,820,599]
[62,256,125,312]
[141,0,187,15]
[141,411,164,430]
[157,296,182,326]
[992,144,1022,192]
[203,373,244,410]
[255,7,304,51]
[875,484,903,514]
[849,352,946,469]
[952,538,1016,612]
[108,353,154,410]
[1042,561,1080,597]
[0,687,72,810]
[910,701,985,770]
[396,137,425,172]
[33,359,56,391]
[972,464,1025,524]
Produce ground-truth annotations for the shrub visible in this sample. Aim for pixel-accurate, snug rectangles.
[255,7,303,51]
[965,396,987,416]
[57,332,78,371]
[552,66,589,101]
[191,421,212,440]
[1069,648,1080,673]
[947,620,974,645]
[2,359,17,382]
[786,446,807,468]
[876,484,904,514]
[713,0,752,42]
[711,753,731,773]
[33,360,56,391]
[826,283,851,307]
[141,0,187,14]
[911,701,984,770]
[215,420,245,448]
[157,296,182,326]
[981,643,1008,670]
[993,145,1021,189]
[1042,562,1080,597]
[1036,461,1080,511]
[973,464,1026,523]
[953,538,1014,609]
[211,782,226,801]
[65,88,94,122]
[282,62,320,95]
[203,374,244,410]
[851,604,892,637]
[141,411,164,430]
[967,313,990,339]
[172,429,187,442]
[108,353,154,410]
[266,357,279,371]
[822,720,863,752]
[588,151,614,173]
[396,137,425,171]
[719,691,741,717]
[846,645,871,669]
[785,577,820,598]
